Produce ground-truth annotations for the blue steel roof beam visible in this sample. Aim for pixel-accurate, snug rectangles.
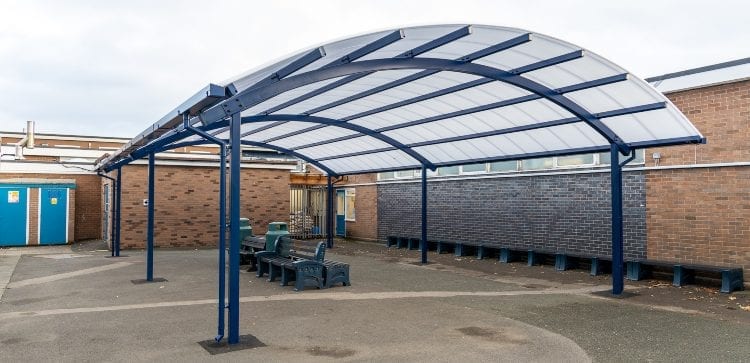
[288,33,532,121]
[239,140,338,176]
[200,58,635,153]
[320,30,404,69]
[259,26,471,115]
[232,47,326,95]
[241,26,475,136]
[148,138,339,176]
[256,49,589,145]
[286,73,628,150]
[508,50,583,74]
[312,101,668,162]
[233,114,435,169]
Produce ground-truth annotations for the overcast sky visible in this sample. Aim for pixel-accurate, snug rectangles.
[1,0,748,138]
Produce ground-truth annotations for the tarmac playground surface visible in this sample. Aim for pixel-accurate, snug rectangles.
[1,239,749,362]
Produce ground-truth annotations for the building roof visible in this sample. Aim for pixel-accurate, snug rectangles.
[97,24,704,176]
[647,57,750,93]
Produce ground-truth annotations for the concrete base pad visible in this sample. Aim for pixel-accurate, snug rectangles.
[198,334,267,355]
[131,277,168,284]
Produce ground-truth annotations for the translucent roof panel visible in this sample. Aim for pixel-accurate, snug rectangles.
[97,24,704,175]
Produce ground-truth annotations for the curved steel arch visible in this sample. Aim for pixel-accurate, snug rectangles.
[198,57,631,153]
[201,114,436,170]
[153,133,339,176]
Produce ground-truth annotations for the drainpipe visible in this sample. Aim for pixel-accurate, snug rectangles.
[13,121,35,160]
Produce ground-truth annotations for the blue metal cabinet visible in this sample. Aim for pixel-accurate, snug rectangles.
[0,187,28,246]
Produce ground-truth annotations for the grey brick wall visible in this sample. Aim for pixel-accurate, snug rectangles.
[377,171,646,260]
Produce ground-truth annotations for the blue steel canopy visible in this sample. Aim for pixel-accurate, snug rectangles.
[96,24,704,174]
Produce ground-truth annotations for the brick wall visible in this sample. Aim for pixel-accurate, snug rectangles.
[339,174,377,241]
[647,167,750,270]
[646,80,750,270]
[0,173,100,240]
[648,79,750,166]
[378,171,646,259]
[109,164,290,249]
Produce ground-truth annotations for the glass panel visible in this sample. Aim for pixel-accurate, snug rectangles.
[461,163,486,173]
[490,160,517,172]
[522,157,553,170]
[437,166,459,176]
[557,154,594,167]
[395,170,415,178]
[378,172,395,180]
[345,189,356,221]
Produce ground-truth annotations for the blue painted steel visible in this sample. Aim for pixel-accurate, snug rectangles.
[217,144,227,342]
[39,188,68,245]
[593,102,666,118]
[238,140,338,176]
[239,47,325,94]
[555,73,628,93]
[227,112,241,345]
[99,84,226,170]
[326,176,334,248]
[115,167,122,256]
[610,144,624,295]
[146,153,155,281]
[197,58,631,153]
[0,187,28,246]
[321,30,404,68]
[240,115,435,170]
[420,165,427,264]
[247,73,631,157]
[509,50,582,74]
[335,189,346,237]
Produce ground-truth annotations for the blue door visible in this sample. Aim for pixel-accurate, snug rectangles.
[335,189,346,237]
[0,187,28,246]
[40,188,68,245]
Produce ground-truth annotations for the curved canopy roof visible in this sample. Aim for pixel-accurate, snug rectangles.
[97,24,704,175]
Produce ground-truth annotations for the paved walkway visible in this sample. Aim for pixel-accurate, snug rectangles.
[0,243,748,362]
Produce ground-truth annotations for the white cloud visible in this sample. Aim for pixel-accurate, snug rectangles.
[0,0,747,136]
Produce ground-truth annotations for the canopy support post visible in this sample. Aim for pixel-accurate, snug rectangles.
[115,167,122,257]
[326,175,334,248]
[227,112,242,345]
[146,153,155,281]
[610,144,637,295]
[420,165,428,264]
[216,144,227,342]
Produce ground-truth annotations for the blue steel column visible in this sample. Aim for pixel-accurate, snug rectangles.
[228,113,242,344]
[420,166,428,264]
[110,178,116,257]
[216,144,227,342]
[326,175,333,248]
[115,167,122,257]
[610,144,624,295]
[146,153,155,281]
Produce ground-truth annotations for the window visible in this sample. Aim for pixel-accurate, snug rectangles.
[557,154,594,167]
[522,157,553,170]
[394,169,416,179]
[345,188,356,221]
[436,166,459,176]
[490,160,517,172]
[460,163,486,174]
[378,171,395,180]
